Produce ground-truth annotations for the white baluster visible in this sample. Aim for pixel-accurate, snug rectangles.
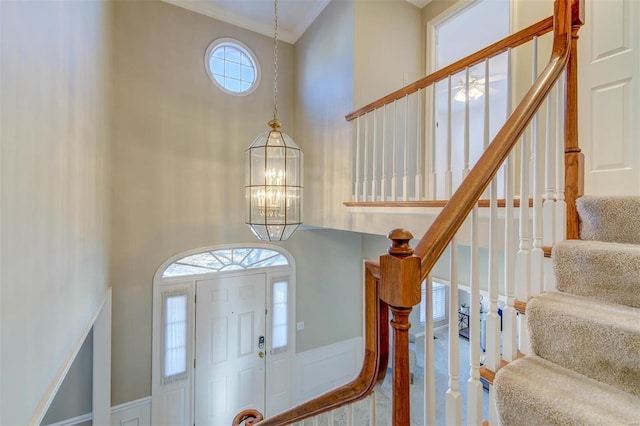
[446,76,453,198]
[381,105,387,202]
[424,275,436,426]
[354,117,361,202]
[370,391,376,426]
[486,85,501,377]
[313,414,319,426]
[392,101,398,201]
[543,91,556,247]
[503,151,518,362]
[403,94,409,201]
[463,67,471,178]
[555,73,566,243]
[467,206,483,426]
[347,403,354,426]
[482,59,491,199]
[517,129,531,355]
[362,113,369,201]
[416,89,423,199]
[543,92,557,292]
[328,408,334,425]
[446,238,462,425]
[430,84,438,199]
[503,48,518,363]
[371,109,378,201]
[530,36,544,298]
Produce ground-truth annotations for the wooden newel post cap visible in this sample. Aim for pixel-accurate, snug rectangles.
[381,228,421,308]
[387,228,414,257]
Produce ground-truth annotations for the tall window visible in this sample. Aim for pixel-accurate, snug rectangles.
[420,280,447,324]
[162,291,188,383]
[271,280,288,351]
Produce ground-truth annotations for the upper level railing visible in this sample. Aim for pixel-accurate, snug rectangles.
[234,0,583,424]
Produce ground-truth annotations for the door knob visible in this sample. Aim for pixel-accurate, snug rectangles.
[258,351,265,358]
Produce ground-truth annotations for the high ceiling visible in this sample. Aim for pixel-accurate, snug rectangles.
[161,0,431,44]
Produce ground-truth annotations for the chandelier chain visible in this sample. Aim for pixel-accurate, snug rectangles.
[273,0,279,122]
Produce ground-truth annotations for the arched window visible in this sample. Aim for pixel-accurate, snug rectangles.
[162,247,289,278]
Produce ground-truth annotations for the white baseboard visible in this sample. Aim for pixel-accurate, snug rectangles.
[41,397,153,426]
[43,413,93,426]
[294,336,363,404]
[111,397,152,426]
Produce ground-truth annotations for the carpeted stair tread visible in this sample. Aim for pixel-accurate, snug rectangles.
[577,195,640,244]
[527,292,640,398]
[553,239,640,308]
[494,355,640,426]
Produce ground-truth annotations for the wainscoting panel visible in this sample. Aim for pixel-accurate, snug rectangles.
[110,397,151,426]
[293,337,363,404]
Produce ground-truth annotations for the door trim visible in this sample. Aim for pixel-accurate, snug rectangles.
[151,244,296,426]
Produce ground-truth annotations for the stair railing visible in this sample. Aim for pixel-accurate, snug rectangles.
[233,0,582,424]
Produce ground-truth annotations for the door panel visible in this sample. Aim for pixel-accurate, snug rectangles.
[195,274,266,425]
[579,0,640,195]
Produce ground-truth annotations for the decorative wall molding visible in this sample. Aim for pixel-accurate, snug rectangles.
[111,397,152,426]
[41,396,153,426]
[293,337,364,404]
[42,412,92,426]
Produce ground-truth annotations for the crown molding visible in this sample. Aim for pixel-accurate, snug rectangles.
[406,0,433,8]
[161,0,330,44]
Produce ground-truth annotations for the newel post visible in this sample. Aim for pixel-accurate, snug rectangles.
[380,229,421,426]
[564,0,585,239]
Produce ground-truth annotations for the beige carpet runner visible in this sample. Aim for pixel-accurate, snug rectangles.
[494,196,640,425]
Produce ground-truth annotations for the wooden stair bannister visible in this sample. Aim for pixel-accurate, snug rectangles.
[233,1,582,424]
[380,229,422,424]
[233,260,389,426]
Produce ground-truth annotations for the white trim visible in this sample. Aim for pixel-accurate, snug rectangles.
[152,244,296,426]
[293,337,363,404]
[93,288,112,425]
[425,0,479,75]
[39,397,153,426]
[42,413,93,426]
[159,0,331,44]
[406,0,433,8]
[111,397,153,415]
[204,37,261,97]
[29,288,112,426]
[112,397,152,426]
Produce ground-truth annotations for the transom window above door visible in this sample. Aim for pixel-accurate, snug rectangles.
[162,247,289,278]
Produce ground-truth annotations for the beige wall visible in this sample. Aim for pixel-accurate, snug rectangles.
[354,0,423,107]
[0,1,111,423]
[110,0,295,405]
[110,0,365,405]
[294,0,355,230]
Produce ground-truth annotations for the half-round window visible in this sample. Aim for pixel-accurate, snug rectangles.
[205,38,260,95]
[162,247,288,278]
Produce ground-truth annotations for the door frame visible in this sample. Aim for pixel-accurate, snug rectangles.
[151,243,296,426]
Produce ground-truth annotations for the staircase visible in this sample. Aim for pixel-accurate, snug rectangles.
[494,196,640,425]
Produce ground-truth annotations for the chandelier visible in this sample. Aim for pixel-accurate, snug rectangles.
[245,0,303,241]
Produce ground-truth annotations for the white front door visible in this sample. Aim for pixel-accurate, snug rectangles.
[195,273,266,426]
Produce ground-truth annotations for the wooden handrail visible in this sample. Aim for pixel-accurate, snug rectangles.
[414,0,573,279]
[235,1,580,425]
[345,16,554,121]
[235,261,389,426]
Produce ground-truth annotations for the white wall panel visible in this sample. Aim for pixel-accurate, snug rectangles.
[580,0,640,195]
[294,337,363,404]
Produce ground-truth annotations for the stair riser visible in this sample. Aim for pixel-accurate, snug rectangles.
[528,295,640,398]
[553,240,640,308]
